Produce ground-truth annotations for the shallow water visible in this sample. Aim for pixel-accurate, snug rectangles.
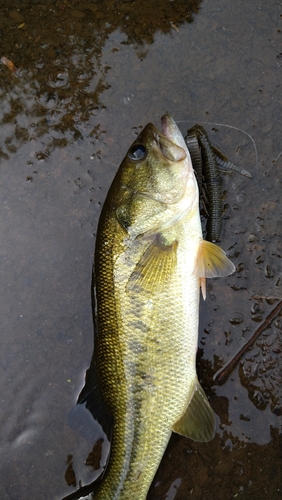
[0,1,281,499]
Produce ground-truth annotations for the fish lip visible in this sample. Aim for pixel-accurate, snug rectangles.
[161,113,177,142]
[161,114,170,137]
[160,114,187,151]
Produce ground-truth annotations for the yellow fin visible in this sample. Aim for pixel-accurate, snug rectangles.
[172,379,215,442]
[196,240,235,278]
[127,234,178,293]
[200,277,206,301]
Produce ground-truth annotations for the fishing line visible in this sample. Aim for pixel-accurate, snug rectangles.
[176,119,259,180]
[273,150,282,163]
[176,119,282,185]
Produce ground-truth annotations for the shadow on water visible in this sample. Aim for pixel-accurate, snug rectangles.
[0,0,281,499]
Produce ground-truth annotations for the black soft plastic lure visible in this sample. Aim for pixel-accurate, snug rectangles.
[185,125,251,242]
[186,125,222,242]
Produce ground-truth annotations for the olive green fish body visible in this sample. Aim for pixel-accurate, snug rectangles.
[92,116,235,499]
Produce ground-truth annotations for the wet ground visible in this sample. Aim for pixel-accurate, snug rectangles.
[0,0,281,499]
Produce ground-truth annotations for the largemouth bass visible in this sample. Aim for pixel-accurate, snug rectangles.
[85,115,235,499]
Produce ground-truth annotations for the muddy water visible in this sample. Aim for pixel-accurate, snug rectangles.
[0,1,281,499]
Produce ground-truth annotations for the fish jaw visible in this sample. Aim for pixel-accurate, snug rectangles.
[161,113,200,213]
[161,114,194,174]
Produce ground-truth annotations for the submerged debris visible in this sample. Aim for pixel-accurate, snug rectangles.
[1,56,18,73]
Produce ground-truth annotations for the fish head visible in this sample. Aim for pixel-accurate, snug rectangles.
[113,115,199,238]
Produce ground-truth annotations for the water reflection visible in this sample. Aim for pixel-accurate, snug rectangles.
[1,0,202,160]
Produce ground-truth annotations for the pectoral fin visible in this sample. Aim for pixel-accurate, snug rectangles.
[172,379,215,442]
[199,277,207,301]
[196,240,235,279]
[127,234,178,293]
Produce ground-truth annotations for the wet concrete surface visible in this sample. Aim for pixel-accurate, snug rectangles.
[0,0,281,499]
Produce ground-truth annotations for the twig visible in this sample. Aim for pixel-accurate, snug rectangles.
[213,299,282,385]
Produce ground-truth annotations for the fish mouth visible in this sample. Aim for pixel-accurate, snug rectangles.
[161,114,172,138]
[161,114,187,151]
[150,118,186,163]
[156,132,186,162]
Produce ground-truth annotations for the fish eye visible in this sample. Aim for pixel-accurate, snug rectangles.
[127,144,147,161]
